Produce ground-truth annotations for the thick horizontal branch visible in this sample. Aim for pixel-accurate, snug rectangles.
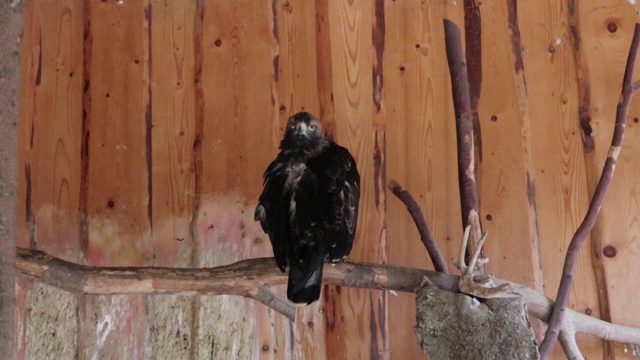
[15,248,457,296]
[15,248,640,346]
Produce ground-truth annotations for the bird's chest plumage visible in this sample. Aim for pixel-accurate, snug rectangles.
[285,162,307,222]
[285,162,307,191]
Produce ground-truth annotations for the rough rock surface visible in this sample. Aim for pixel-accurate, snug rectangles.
[415,284,539,360]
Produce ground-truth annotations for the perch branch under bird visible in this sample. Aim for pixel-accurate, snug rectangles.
[15,247,640,353]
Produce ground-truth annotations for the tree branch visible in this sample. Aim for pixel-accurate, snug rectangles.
[558,329,584,360]
[15,247,640,347]
[388,180,448,273]
[252,285,296,322]
[443,19,484,272]
[538,22,640,358]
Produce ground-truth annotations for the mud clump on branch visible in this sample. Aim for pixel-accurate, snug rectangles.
[415,284,539,359]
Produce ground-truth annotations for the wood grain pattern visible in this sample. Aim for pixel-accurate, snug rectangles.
[16,0,84,261]
[567,0,615,357]
[315,0,336,133]
[578,1,640,358]
[84,0,152,267]
[384,1,460,359]
[195,1,282,358]
[276,0,320,118]
[16,1,84,359]
[567,0,613,359]
[324,0,388,358]
[199,1,276,198]
[519,1,604,358]
[275,1,330,358]
[80,1,152,359]
[473,0,542,291]
[149,0,197,268]
[580,1,640,359]
[14,0,640,359]
[146,2,198,359]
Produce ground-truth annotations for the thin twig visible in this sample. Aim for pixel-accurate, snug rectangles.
[538,23,640,358]
[387,180,448,273]
[443,19,484,272]
[15,248,640,346]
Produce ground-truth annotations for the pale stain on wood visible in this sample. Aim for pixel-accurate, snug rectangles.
[15,0,640,359]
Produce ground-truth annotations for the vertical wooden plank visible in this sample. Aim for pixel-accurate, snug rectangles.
[323,0,388,358]
[79,1,151,359]
[473,0,543,292]
[567,0,615,357]
[384,1,463,359]
[146,1,198,359]
[85,0,152,267]
[275,1,328,358]
[16,1,84,359]
[315,0,336,131]
[276,0,320,117]
[519,1,604,358]
[193,1,281,358]
[16,0,84,261]
[200,0,277,198]
[578,1,640,357]
[149,0,197,268]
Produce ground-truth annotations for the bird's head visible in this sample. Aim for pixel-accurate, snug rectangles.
[280,112,328,153]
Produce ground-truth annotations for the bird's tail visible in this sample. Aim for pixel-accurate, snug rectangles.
[287,263,323,305]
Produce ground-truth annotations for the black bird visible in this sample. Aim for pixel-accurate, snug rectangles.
[255,112,360,304]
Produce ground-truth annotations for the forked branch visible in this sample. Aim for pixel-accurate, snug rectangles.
[538,23,640,359]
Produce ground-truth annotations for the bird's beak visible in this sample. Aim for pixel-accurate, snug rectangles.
[295,123,309,138]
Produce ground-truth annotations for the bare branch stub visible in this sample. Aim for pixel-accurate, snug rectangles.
[538,23,640,359]
[387,180,448,273]
[443,19,484,272]
[251,285,296,322]
[455,226,513,298]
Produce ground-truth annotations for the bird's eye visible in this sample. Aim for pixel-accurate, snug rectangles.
[309,125,316,131]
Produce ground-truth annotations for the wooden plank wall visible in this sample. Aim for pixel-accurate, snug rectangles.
[15,0,640,359]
